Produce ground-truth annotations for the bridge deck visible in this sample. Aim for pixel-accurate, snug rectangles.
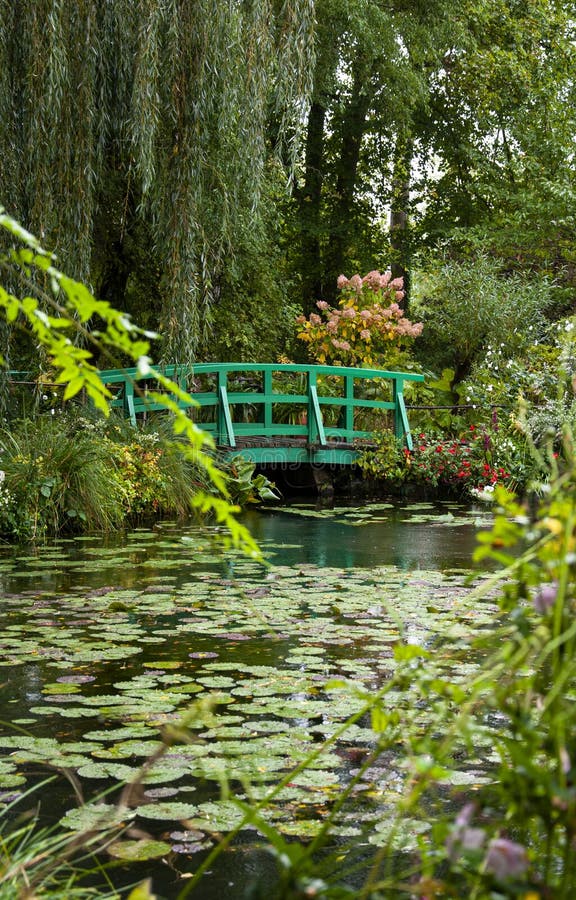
[100,362,424,464]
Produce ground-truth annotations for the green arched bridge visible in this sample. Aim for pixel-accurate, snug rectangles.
[101,362,424,466]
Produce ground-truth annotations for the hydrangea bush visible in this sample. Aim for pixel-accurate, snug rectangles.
[296,270,423,369]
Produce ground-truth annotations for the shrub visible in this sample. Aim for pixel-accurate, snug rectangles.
[296,270,423,369]
[0,416,125,539]
[358,420,514,496]
[413,254,555,386]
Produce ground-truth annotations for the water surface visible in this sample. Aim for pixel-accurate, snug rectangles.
[0,500,495,898]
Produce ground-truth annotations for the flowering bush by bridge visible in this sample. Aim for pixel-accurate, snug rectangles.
[296,270,423,369]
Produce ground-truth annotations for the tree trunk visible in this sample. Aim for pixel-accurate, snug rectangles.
[299,100,327,315]
[389,131,413,311]
[324,62,373,300]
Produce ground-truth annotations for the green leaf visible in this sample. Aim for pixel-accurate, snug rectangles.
[126,879,157,900]
[393,644,431,661]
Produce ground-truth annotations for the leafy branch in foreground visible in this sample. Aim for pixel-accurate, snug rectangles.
[0,208,260,558]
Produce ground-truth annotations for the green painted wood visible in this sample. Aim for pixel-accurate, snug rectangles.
[309,384,327,447]
[263,369,273,430]
[98,361,424,464]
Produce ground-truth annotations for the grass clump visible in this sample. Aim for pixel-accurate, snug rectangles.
[0,412,226,540]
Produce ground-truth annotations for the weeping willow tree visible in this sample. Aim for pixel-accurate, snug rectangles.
[0,0,315,363]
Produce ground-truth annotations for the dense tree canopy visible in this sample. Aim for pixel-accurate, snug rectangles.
[1,0,575,366]
[292,0,576,313]
[0,0,314,363]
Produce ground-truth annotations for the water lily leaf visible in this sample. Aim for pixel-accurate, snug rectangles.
[108,839,172,861]
[56,675,96,684]
[78,762,137,781]
[60,803,135,832]
[275,819,323,837]
[42,682,82,694]
[84,727,152,742]
[0,774,26,787]
[142,661,182,670]
[186,800,247,831]
[136,802,199,821]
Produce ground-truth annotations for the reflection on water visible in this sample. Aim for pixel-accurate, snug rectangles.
[242,501,488,570]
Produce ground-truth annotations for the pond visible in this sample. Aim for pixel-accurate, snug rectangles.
[0,499,497,898]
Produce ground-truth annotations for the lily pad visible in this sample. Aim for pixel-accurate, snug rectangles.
[107,839,172,861]
[136,802,200,821]
[60,803,135,832]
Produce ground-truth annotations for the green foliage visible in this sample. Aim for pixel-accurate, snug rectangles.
[422,473,576,895]
[224,455,280,506]
[460,316,576,453]
[0,416,124,539]
[0,413,251,539]
[0,209,261,557]
[0,782,122,899]
[413,254,555,385]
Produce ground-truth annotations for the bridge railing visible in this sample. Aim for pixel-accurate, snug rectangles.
[100,362,424,451]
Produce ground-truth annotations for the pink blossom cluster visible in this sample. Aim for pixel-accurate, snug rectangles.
[337,269,405,302]
[313,300,422,341]
[296,270,423,367]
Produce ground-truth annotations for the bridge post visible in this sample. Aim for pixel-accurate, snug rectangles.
[344,374,354,436]
[392,376,413,450]
[263,368,273,430]
[217,369,236,447]
[307,369,327,447]
[124,378,136,427]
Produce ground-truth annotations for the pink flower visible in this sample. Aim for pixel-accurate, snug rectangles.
[316,300,329,310]
[484,838,528,880]
[342,306,356,319]
[362,270,383,290]
[395,290,405,301]
[336,275,349,289]
[379,271,391,287]
[534,582,558,614]
[446,804,486,862]
[359,309,371,320]
[349,274,362,291]
[390,276,404,290]
[360,329,371,340]
[326,319,338,333]
[339,340,351,351]
[309,313,321,325]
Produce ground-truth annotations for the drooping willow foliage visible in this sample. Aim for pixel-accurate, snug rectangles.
[0,0,315,362]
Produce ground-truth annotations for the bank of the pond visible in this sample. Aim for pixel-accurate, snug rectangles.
[0,501,497,898]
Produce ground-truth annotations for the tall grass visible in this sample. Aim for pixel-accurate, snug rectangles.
[0,416,125,538]
[0,412,233,540]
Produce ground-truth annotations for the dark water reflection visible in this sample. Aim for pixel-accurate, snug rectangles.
[243,500,488,570]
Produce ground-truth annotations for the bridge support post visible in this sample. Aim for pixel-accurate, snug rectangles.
[392,378,413,450]
[217,371,236,447]
[307,371,327,447]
